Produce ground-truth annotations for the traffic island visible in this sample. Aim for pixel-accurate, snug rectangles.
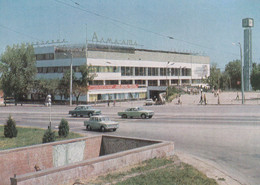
[5,135,174,185]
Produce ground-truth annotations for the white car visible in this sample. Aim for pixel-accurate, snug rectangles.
[144,99,155,106]
[84,115,119,132]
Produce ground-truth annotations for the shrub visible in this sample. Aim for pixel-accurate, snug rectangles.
[42,127,56,143]
[4,115,18,138]
[58,118,70,137]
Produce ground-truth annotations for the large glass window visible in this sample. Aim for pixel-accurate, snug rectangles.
[121,66,133,76]
[135,67,146,76]
[36,53,54,60]
[121,80,133,85]
[148,80,158,86]
[160,68,166,76]
[135,80,146,85]
[105,80,118,85]
[148,68,158,76]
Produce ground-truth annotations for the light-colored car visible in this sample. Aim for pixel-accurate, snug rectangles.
[144,99,155,106]
[118,107,154,119]
[84,115,119,132]
[69,105,101,117]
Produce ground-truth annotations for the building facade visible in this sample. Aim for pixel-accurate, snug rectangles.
[34,44,210,102]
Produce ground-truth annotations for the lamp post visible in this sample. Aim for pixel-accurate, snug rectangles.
[47,94,52,128]
[233,42,244,104]
[70,52,73,106]
[64,52,73,106]
[166,62,174,97]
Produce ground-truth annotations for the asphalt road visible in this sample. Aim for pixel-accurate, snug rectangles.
[0,103,260,185]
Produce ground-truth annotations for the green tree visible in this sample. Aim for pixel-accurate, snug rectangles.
[58,118,69,137]
[73,65,95,104]
[42,128,56,143]
[251,63,260,90]
[60,64,95,104]
[224,60,241,90]
[4,115,18,138]
[58,69,77,100]
[207,63,221,89]
[34,79,60,100]
[0,44,36,103]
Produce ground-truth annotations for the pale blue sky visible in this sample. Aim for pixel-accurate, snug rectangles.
[1,0,259,69]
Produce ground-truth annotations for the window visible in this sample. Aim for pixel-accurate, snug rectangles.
[121,80,133,84]
[135,80,146,85]
[148,68,158,76]
[135,67,146,76]
[35,53,54,60]
[105,80,118,85]
[121,66,133,76]
[160,68,167,76]
[148,80,158,86]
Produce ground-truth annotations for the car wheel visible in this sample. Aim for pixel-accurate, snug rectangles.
[100,126,105,132]
[149,115,153,119]
[86,125,91,131]
[141,114,146,119]
[122,114,127,119]
[113,128,117,132]
[88,112,93,117]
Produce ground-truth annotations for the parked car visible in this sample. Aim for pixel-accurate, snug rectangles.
[84,115,119,132]
[118,107,154,119]
[144,99,155,106]
[69,105,101,117]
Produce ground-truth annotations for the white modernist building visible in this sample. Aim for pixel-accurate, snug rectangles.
[35,44,210,102]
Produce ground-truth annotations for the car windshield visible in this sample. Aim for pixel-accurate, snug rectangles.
[100,117,110,121]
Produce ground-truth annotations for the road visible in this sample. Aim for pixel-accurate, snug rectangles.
[0,103,260,185]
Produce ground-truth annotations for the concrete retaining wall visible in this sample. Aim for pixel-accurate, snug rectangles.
[0,136,102,185]
[1,135,174,185]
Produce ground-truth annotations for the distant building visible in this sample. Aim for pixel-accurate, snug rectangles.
[34,44,210,102]
[242,18,254,91]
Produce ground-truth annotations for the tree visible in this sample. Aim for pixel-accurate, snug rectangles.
[251,63,260,90]
[4,115,18,138]
[60,64,95,104]
[58,118,69,137]
[0,44,36,103]
[73,65,95,104]
[34,79,60,100]
[42,128,56,143]
[207,63,221,90]
[224,60,241,90]
[58,69,77,100]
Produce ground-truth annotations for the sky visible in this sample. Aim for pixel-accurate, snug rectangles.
[0,0,260,70]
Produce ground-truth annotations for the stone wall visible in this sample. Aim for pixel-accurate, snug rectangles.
[1,135,174,185]
[0,136,102,185]
[11,139,174,185]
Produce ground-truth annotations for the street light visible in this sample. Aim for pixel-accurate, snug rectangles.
[47,94,52,128]
[232,42,244,104]
[166,62,174,97]
[64,52,73,106]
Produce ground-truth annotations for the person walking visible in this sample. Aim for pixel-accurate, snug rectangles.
[199,94,203,105]
[204,94,207,105]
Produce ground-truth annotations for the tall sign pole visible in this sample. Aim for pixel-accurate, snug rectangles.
[242,18,254,91]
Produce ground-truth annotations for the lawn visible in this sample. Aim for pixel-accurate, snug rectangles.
[86,156,218,185]
[0,125,83,150]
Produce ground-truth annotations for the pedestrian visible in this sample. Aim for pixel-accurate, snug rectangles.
[199,94,203,104]
[107,100,110,107]
[113,100,116,107]
[204,94,207,105]
[236,92,239,100]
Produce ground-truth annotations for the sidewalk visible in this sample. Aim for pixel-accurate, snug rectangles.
[172,91,260,106]
[176,151,244,185]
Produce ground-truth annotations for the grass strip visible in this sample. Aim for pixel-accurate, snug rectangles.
[0,125,82,150]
